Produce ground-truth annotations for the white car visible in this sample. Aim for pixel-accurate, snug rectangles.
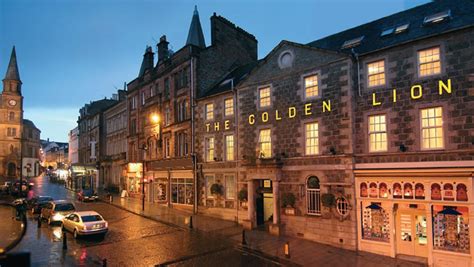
[62,211,108,238]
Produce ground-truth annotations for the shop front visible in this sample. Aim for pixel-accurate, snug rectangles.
[126,163,143,198]
[68,165,98,192]
[355,167,474,267]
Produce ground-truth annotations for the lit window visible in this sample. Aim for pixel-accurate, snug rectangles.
[421,107,444,149]
[205,103,214,120]
[224,98,234,117]
[225,135,234,161]
[206,137,215,162]
[225,175,235,200]
[306,176,321,215]
[367,60,385,87]
[258,129,271,158]
[305,123,319,155]
[304,75,319,98]
[259,87,271,108]
[368,115,387,152]
[418,47,441,77]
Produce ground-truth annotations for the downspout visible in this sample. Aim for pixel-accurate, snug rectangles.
[232,79,239,224]
[350,48,360,251]
[351,48,361,97]
[190,52,198,215]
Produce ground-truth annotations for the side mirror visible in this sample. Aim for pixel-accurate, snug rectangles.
[0,202,27,255]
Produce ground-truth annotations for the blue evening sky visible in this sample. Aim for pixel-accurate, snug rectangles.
[0,0,429,142]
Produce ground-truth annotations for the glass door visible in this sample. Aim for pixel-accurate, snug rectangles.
[397,211,428,258]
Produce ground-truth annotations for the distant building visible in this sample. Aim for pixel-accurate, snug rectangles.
[68,127,79,165]
[41,139,68,170]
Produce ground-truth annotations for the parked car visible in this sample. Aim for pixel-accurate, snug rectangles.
[28,196,54,214]
[62,211,108,238]
[40,200,76,225]
[77,189,98,202]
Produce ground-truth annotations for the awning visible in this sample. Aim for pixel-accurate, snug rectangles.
[70,165,97,174]
[438,207,462,215]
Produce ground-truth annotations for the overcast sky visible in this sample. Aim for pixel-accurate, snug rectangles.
[0,0,429,142]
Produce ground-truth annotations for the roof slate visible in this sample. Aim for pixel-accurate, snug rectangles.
[307,0,474,55]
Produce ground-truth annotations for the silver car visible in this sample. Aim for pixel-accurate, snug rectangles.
[62,211,108,238]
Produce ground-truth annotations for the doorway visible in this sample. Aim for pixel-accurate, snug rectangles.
[396,209,428,258]
[256,179,273,226]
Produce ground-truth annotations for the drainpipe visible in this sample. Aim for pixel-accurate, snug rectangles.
[231,78,239,223]
[190,52,198,215]
[350,48,360,251]
[351,48,361,97]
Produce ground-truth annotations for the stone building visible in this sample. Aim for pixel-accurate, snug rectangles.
[76,98,116,191]
[307,1,474,265]
[22,119,41,177]
[102,90,127,192]
[0,47,24,177]
[125,7,258,210]
[68,127,79,165]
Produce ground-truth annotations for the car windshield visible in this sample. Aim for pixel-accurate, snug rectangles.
[38,197,53,202]
[81,215,103,222]
[54,203,75,211]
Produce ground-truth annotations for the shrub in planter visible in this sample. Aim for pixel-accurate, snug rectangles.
[321,193,336,208]
[281,192,296,208]
[238,188,248,202]
[210,183,224,197]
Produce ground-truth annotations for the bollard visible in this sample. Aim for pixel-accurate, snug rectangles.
[284,241,290,258]
[62,231,67,250]
[189,216,193,229]
[102,258,107,267]
[109,194,113,203]
[37,216,41,228]
[242,230,247,246]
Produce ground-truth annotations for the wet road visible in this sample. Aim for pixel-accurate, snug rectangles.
[5,175,280,266]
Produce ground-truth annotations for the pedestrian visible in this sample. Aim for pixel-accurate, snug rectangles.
[27,185,35,201]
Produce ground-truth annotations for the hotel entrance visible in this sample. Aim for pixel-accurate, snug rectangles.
[396,207,428,258]
[256,179,273,226]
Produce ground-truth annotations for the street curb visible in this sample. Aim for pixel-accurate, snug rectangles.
[98,198,189,231]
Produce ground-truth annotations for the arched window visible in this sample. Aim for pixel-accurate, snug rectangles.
[415,183,425,199]
[404,183,413,199]
[360,182,368,197]
[393,183,402,199]
[379,183,388,198]
[457,184,468,201]
[306,176,321,215]
[431,183,442,200]
[369,182,378,198]
[443,183,454,201]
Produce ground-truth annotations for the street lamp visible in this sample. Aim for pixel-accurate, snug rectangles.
[139,112,160,211]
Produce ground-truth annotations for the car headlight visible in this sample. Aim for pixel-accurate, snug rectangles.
[53,214,64,221]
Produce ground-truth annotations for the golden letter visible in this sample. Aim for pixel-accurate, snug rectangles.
[206,123,210,132]
[411,85,422,99]
[214,122,220,131]
[392,89,397,103]
[304,103,312,115]
[262,112,269,122]
[323,100,331,112]
[372,93,381,106]
[224,120,230,130]
[248,114,255,125]
[288,107,296,118]
[439,79,452,95]
[275,110,282,121]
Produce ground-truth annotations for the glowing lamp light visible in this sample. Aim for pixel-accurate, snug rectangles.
[150,113,160,124]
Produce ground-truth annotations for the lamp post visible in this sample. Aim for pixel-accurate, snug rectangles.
[139,112,160,212]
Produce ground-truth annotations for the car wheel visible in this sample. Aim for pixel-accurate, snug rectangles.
[73,229,78,239]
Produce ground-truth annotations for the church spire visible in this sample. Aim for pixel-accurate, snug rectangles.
[4,46,21,81]
[186,5,206,48]
[3,46,22,94]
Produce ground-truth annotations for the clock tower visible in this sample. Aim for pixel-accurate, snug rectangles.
[0,46,23,177]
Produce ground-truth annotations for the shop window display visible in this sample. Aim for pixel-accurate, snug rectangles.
[362,203,390,242]
[369,182,378,198]
[171,178,194,205]
[457,184,468,202]
[379,183,388,198]
[393,183,402,199]
[403,183,413,199]
[443,183,454,201]
[433,206,470,254]
[431,183,442,200]
[360,183,368,197]
[415,183,425,200]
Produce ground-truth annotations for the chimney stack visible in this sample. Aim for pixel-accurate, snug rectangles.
[157,35,169,63]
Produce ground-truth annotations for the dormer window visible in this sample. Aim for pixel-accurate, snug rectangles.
[341,36,364,49]
[424,10,451,25]
[394,23,409,34]
[380,28,394,37]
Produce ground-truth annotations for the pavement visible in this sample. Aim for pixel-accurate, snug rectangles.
[100,192,426,267]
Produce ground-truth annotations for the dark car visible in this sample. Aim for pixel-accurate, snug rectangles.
[29,196,54,214]
[11,181,28,197]
[78,189,98,202]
